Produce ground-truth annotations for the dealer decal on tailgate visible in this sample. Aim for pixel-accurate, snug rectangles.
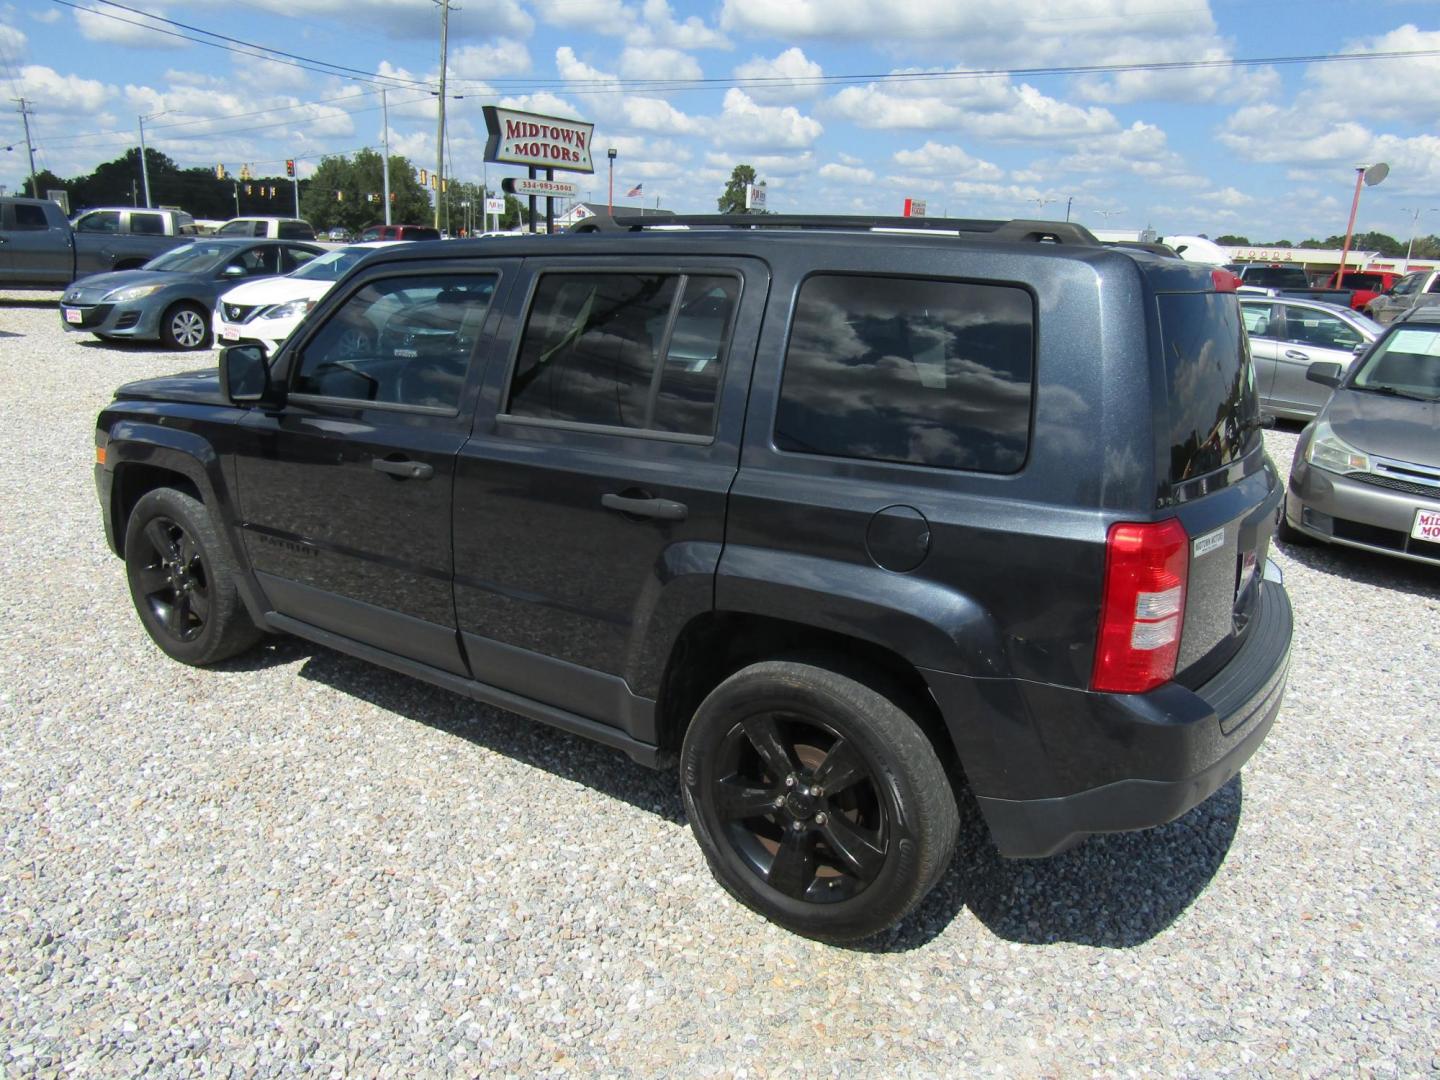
[1193,528,1225,558]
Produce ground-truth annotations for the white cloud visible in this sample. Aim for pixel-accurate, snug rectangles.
[1056,121,1187,179]
[818,162,875,184]
[892,141,1002,180]
[718,88,822,149]
[1201,187,1255,208]
[19,65,113,113]
[0,22,27,54]
[533,0,727,49]
[1076,52,1278,106]
[452,39,532,80]
[733,47,823,103]
[830,78,1116,142]
[238,0,532,39]
[1309,25,1440,124]
[622,96,705,135]
[618,46,703,82]
[704,150,814,177]
[73,3,189,49]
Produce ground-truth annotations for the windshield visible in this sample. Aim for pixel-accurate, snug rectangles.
[143,242,233,274]
[1351,326,1440,400]
[289,246,374,282]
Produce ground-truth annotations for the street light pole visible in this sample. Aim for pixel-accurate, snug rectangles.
[433,0,455,229]
[1401,207,1438,274]
[607,147,616,215]
[1338,162,1389,277]
[382,88,392,226]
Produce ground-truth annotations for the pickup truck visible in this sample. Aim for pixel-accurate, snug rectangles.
[72,206,198,238]
[1324,269,1403,311]
[0,197,193,290]
[1363,268,1440,323]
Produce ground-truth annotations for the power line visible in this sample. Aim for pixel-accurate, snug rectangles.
[50,0,436,90]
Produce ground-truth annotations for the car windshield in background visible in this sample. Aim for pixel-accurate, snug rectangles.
[1351,327,1440,400]
[144,243,233,274]
[289,247,372,282]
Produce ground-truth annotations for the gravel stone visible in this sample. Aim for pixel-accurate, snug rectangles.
[1,293,1438,1076]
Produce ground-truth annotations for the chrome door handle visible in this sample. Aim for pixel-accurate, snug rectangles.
[1283,349,1310,361]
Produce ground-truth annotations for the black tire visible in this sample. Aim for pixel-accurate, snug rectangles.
[680,660,959,943]
[160,302,211,350]
[1277,509,1312,547]
[123,487,261,665]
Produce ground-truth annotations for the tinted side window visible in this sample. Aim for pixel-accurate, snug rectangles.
[279,221,315,240]
[506,271,737,436]
[775,275,1034,473]
[294,274,497,410]
[282,246,319,273]
[76,210,120,233]
[12,204,50,230]
[131,212,164,235]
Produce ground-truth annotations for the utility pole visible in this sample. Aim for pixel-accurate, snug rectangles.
[12,99,38,198]
[382,88,392,226]
[433,0,456,229]
[137,114,152,207]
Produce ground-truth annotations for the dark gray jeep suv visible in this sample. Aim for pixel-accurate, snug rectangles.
[94,215,1292,941]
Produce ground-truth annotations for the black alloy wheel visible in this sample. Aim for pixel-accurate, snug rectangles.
[132,514,210,643]
[123,488,261,665]
[713,714,888,903]
[682,660,959,942]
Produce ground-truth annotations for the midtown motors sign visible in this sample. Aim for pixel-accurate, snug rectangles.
[483,107,595,174]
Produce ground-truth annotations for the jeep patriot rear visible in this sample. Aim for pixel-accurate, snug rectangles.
[95,215,1292,941]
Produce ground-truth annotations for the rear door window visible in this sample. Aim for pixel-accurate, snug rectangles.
[75,210,120,233]
[130,212,165,235]
[504,271,739,437]
[775,274,1034,473]
[1159,293,1261,483]
[12,203,50,229]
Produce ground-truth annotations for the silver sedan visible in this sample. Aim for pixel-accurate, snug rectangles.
[1240,297,1381,420]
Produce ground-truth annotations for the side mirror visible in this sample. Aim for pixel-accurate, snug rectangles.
[1306,361,1343,388]
[223,264,246,277]
[219,344,275,404]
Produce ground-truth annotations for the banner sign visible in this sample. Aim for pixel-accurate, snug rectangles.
[483,107,595,174]
[503,177,580,199]
[903,198,926,217]
[485,197,505,215]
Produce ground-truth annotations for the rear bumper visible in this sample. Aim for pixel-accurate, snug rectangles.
[928,565,1292,857]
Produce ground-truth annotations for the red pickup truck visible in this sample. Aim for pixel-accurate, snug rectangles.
[1324,270,1403,311]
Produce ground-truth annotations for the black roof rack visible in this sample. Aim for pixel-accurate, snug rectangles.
[567,213,1100,246]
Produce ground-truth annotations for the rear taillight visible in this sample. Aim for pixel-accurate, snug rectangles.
[1092,519,1190,694]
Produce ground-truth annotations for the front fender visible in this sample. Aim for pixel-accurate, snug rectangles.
[714,545,1007,678]
[100,416,269,626]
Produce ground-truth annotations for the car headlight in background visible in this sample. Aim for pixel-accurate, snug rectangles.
[102,283,164,303]
[1305,419,1371,475]
[258,299,316,321]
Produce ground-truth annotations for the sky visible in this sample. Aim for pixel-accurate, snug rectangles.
[2,0,1439,242]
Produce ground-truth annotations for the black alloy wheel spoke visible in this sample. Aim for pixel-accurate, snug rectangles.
[187,586,210,622]
[819,813,886,881]
[144,519,178,563]
[812,737,867,795]
[136,564,169,596]
[767,829,816,898]
[162,596,184,635]
[715,778,779,821]
[741,717,794,780]
[178,534,199,573]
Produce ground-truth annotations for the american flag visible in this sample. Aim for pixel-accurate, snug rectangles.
[626,183,644,197]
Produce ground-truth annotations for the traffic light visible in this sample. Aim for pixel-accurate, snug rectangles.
[419,168,428,186]
[215,164,226,180]
[285,159,295,178]
[269,186,276,198]
[336,190,344,201]
[245,184,252,196]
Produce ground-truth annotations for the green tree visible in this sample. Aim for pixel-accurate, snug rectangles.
[299,149,432,232]
[717,163,760,213]
[1214,234,1250,246]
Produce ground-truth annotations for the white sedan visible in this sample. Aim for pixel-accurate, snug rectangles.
[212,241,402,356]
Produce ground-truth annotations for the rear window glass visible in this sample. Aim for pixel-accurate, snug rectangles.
[775,275,1034,473]
[1159,293,1261,483]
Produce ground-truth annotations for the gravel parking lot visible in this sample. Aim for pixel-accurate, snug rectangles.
[1,292,1437,1078]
